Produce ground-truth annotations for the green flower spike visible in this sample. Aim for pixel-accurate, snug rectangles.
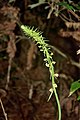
[21,25,61,120]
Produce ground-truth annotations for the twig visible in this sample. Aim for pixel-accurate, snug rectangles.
[0,98,8,120]
[50,45,80,68]
[59,13,72,22]
[5,37,16,89]
[49,45,67,58]
[5,57,12,90]
[59,14,68,22]
[69,10,80,21]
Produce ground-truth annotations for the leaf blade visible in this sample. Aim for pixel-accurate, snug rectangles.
[69,80,80,96]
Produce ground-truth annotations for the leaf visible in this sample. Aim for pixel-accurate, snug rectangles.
[77,96,80,101]
[57,2,76,11]
[59,29,80,42]
[69,80,80,96]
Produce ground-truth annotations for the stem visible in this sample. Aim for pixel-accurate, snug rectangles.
[46,49,61,120]
[0,99,8,120]
[52,75,61,120]
[5,57,12,90]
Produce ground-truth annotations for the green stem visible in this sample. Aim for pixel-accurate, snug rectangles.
[52,74,61,120]
[46,50,61,120]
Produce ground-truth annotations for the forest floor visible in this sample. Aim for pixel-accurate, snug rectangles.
[0,0,80,120]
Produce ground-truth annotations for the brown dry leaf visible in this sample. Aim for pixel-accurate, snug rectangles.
[65,22,80,30]
[59,29,80,42]
[7,34,16,59]
[0,21,16,35]
[0,6,19,37]
[59,29,71,37]
[0,6,20,22]
[72,31,80,42]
